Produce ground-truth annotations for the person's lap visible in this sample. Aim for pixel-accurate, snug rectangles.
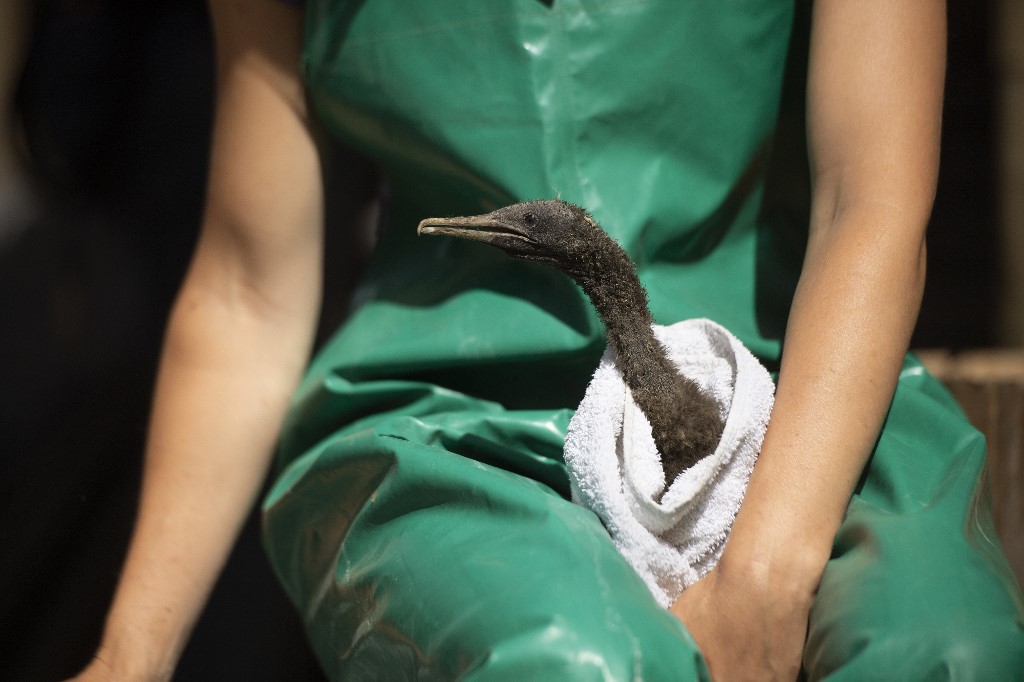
[263,358,1023,680]
[264,385,706,679]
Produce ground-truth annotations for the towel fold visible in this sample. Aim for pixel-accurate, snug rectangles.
[564,318,775,607]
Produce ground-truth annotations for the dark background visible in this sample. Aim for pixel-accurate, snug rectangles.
[0,0,1004,680]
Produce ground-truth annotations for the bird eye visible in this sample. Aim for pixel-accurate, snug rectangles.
[523,212,538,228]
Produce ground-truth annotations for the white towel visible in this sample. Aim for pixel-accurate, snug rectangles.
[564,318,775,607]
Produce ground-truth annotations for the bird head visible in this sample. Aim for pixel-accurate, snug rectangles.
[417,199,611,276]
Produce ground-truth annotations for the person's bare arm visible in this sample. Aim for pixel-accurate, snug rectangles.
[73,2,322,679]
[673,1,945,678]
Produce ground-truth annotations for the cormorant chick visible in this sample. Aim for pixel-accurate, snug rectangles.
[418,199,724,487]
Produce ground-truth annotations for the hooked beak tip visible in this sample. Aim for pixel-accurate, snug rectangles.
[416,219,438,236]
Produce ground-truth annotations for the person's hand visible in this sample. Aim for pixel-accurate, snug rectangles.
[670,557,815,681]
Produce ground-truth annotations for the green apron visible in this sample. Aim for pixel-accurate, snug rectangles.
[262,1,1024,678]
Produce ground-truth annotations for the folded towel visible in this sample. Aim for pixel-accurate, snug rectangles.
[564,318,775,607]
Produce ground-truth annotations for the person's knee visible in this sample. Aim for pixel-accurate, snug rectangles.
[465,638,628,682]
[919,622,1024,680]
[462,618,705,682]
[811,619,1024,680]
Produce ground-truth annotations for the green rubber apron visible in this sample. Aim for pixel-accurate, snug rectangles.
[262,1,1024,678]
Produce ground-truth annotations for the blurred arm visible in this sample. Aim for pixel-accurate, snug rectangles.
[82,1,323,678]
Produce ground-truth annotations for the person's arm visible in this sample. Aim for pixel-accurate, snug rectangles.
[672,1,945,678]
[73,2,322,679]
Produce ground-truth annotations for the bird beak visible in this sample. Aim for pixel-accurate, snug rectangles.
[417,214,525,244]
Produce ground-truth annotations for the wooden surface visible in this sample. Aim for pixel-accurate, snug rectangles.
[917,348,1024,588]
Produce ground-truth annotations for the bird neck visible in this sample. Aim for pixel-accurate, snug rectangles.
[571,256,679,403]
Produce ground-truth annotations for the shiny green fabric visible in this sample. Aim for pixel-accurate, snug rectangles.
[262,1,1024,679]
